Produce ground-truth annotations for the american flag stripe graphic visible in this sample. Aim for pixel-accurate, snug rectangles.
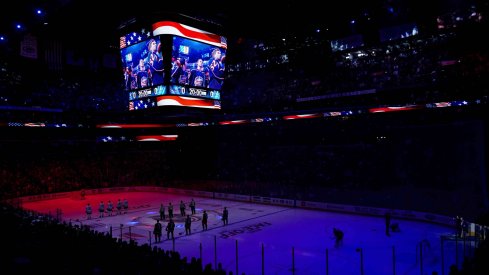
[156,96,221,109]
[152,21,227,49]
[96,124,175,129]
[368,105,423,113]
[282,114,322,120]
[136,135,178,141]
[219,120,247,125]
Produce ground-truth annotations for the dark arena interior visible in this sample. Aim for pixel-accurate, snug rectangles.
[1,0,489,274]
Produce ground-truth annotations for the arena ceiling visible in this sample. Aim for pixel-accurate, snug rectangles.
[2,0,476,44]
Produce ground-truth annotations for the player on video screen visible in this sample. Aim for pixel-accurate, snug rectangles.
[171,57,187,85]
[208,48,224,89]
[146,39,164,86]
[188,58,207,88]
[123,66,136,91]
[134,58,150,89]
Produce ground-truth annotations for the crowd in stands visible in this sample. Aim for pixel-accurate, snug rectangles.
[0,108,486,221]
[0,59,126,113]
[0,202,230,274]
[224,28,489,113]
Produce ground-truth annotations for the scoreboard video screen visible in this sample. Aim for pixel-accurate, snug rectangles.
[120,21,227,110]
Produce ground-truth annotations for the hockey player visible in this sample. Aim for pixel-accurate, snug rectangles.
[180,200,186,217]
[166,219,175,240]
[168,202,174,219]
[222,207,229,225]
[107,200,113,216]
[98,201,105,218]
[159,203,166,220]
[185,215,192,235]
[85,203,92,220]
[116,199,122,215]
[154,220,162,243]
[123,198,128,214]
[190,198,196,215]
[202,210,208,230]
[333,228,344,248]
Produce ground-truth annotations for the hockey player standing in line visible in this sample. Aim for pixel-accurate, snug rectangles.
[185,215,192,235]
[166,218,175,240]
[202,210,208,230]
[168,202,174,219]
[159,203,166,220]
[123,198,128,214]
[116,199,122,215]
[180,200,186,217]
[190,198,196,215]
[153,220,162,243]
[222,207,229,225]
[107,200,114,216]
[85,203,92,220]
[99,201,105,218]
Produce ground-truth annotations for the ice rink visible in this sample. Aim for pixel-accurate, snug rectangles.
[22,191,465,275]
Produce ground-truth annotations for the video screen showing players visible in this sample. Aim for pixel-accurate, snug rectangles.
[120,37,165,92]
[170,36,226,91]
